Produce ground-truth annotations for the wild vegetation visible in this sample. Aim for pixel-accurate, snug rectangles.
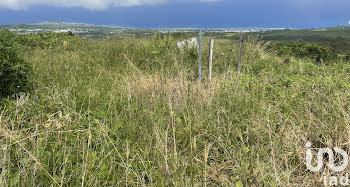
[1,29,350,186]
[270,40,334,64]
[0,30,32,98]
[258,27,350,62]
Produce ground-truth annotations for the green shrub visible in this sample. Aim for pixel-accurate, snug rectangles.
[274,40,333,64]
[0,30,32,98]
[17,32,79,50]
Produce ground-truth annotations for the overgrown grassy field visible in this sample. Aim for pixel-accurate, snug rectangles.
[1,33,350,186]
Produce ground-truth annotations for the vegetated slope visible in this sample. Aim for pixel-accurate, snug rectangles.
[259,26,350,42]
[255,27,350,61]
[1,32,350,186]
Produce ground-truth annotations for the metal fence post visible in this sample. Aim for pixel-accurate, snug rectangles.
[237,33,244,73]
[208,38,214,81]
[198,30,202,81]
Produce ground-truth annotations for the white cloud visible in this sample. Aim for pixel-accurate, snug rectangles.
[0,0,168,10]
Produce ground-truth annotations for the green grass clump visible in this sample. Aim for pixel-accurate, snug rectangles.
[1,32,350,186]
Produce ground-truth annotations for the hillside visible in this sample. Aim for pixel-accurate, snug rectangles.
[258,26,350,42]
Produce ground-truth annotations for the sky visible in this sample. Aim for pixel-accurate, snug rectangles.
[0,0,349,29]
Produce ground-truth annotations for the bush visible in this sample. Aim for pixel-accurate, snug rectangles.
[274,40,333,64]
[17,32,79,50]
[0,30,32,98]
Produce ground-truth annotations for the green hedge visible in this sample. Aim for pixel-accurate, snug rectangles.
[272,40,334,64]
[0,30,32,98]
